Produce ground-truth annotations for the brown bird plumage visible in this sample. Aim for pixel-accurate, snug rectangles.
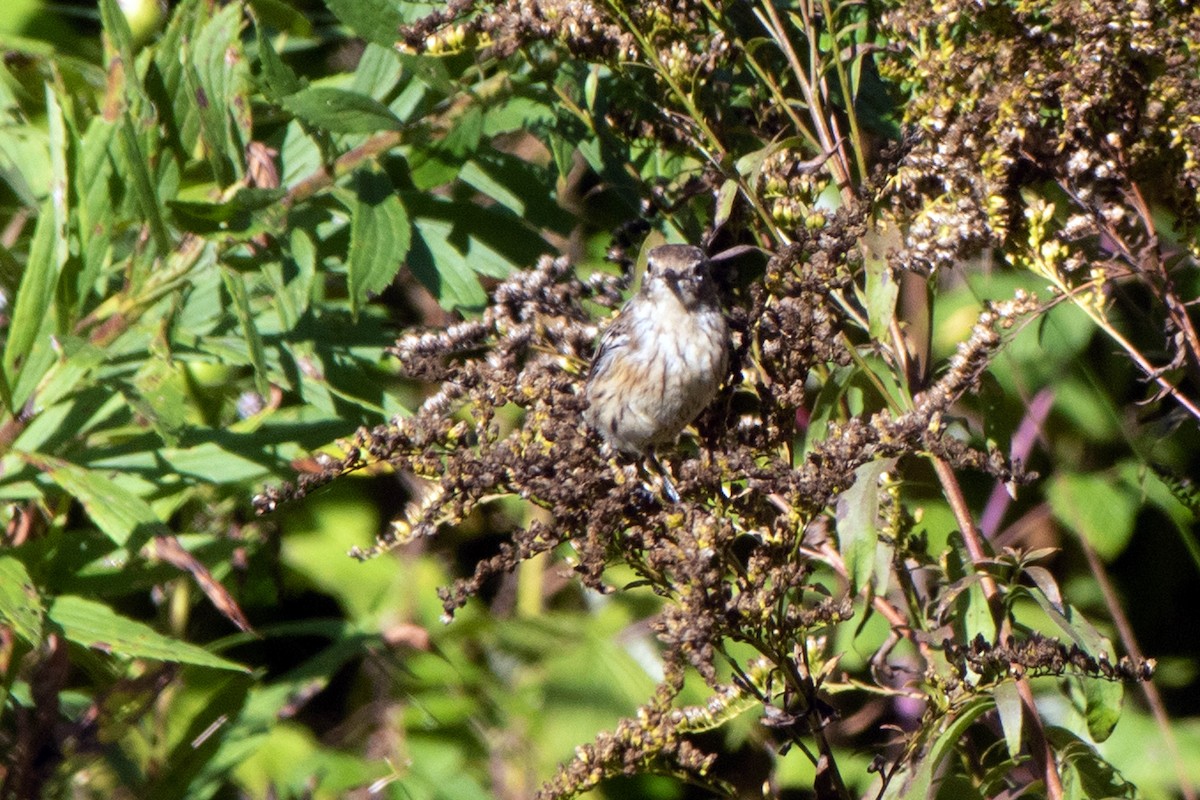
[584,244,729,455]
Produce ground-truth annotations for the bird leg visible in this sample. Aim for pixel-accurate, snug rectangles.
[645,448,681,504]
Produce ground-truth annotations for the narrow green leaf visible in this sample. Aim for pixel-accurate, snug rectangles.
[3,198,61,407]
[404,192,551,284]
[1026,588,1109,655]
[864,251,898,341]
[459,159,527,216]
[963,575,997,647]
[74,118,116,315]
[117,113,171,253]
[714,178,738,229]
[280,86,402,133]
[347,170,410,317]
[0,556,43,646]
[900,697,993,800]
[220,267,271,398]
[48,595,246,671]
[835,457,896,594]
[98,0,137,69]
[33,455,170,548]
[993,679,1023,758]
[22,337,107,428]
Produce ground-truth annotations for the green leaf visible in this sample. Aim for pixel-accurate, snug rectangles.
[835,457,896,595]
[901,696,993,800]
[32,455,170,548]
[117,112,171,253]
[321,0,405,47]
[127,358,191,447]
[1047,726,1139,798]
[350,42,402,101]
[280,87,402,133]
[220,267,271,398]
[1026,588,1110,656]
[347,169,410,317]
[1047,472,1138,560]
[98,0,137,71]
[48,595,246,671]
[0,556,43,646]
[714,178,738,229]
[402,192,552,309]
[169,187,287,226]
[254,21,304,100]
[3,204,62,409]
[189,2,251,186]
[993,679,1023,758]
[863,247,899,342]
[457,150,574,233]
[1080,675,1123,743]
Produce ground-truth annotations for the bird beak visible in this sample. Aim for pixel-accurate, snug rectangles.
[663,270,685,298]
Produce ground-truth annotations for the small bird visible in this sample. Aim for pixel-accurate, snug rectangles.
[584,244,729,495]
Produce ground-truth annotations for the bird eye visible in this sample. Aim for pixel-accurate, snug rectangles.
[693,262,706,276]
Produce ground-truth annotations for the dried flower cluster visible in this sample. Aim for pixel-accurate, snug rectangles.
[257,202,1050,791]
[254,2,1182,794]
[942,632,1156,684]
[878,0,1200,411]
[400,0,725,74]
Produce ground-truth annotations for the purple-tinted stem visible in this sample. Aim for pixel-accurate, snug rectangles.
[979,388,1055,538]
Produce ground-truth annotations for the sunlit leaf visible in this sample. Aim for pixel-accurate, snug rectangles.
[835,457,896,595]
[48,595,246,671]
[347,169,410,317]
[280,86,402,133]
[0,556,43,645]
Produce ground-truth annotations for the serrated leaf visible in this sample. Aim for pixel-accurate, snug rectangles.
[48,595,246,671]
[32,455,170,548]
[280,86,402,133]
[346,169,410,317]
[254,21,304,100]
[321,0,405,47]
[0,556,43,645]
[835,457,896,594]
